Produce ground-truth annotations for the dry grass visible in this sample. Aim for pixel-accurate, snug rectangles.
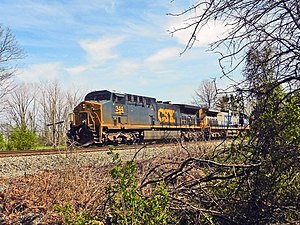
[0,141,219,224]
[0,156,111,224]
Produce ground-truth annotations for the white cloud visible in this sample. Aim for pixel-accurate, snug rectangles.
[68,0,117,14]
[145,47,181,65]
[65,35,127,76]
[18,35,127,82]
[79,36,125,64]
[18,62,63,82]
[0,0,117,30]
[116,60,139,76]
[65,65,88,75]
[167,15,228,47]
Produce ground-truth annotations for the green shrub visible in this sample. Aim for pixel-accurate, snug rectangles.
[54,203,103,225]
[9,126,37,150]
[106,150,170,225]
[0,134,6,150]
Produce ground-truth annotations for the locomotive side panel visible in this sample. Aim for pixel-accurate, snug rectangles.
[126,103,152,126]
[156,103,181,127]
[101,101,117,127]
[174,104,201,128]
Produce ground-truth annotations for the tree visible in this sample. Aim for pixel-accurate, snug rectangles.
[192,79,217,108]
[215,94,239,111]
[169,0,299,93]
[0,25,24,109]
[243,45,278,101]
[39,80,67,147]
[38,80,82,147]
[1,79,83,148]
[215,95,229,111]
[6,83,38,131]
[65,87,84,118]
[160,1,300,224]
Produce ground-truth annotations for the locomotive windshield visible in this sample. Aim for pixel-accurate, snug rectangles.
[84,91,111,101]
[78,112,88,123]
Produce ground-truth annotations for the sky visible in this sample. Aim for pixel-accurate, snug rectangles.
[0,0,232,104]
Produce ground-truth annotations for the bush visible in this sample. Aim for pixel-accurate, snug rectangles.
[106,150,170,225]
[0,134,6,150]
[9,126,37,150]
[56,150,171,225]
[54,203,103,225]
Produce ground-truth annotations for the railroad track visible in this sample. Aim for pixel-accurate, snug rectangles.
[0,141,183,158]
[0,138,228,158]
[0,146,128,158]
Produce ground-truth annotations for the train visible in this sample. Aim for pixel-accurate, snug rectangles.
[67,90,249,146]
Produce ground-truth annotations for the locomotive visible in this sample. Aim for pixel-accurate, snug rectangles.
[67,90,249,146]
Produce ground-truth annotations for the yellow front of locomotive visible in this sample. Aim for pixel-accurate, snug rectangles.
[68,101,102,146]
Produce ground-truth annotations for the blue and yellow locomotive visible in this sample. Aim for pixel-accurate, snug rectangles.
[68,90,249,146]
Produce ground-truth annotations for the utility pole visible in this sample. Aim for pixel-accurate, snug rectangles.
[47,121,64,149]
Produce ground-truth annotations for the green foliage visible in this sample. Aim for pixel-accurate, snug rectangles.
[54,203,102,225]
[247,88,300,221]
[259,90,300,146]
[0,134,6,150]
[9,126,37,150]
[106,150,170,225]
[220,45,300,223]
[216,94,239,111]
[191,53,300,224]
[207,86,300,224]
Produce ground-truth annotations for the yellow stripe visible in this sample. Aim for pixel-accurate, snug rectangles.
[102,123,202,130]
[101,123,249,131]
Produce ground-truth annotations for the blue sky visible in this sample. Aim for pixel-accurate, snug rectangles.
[0,0,232,103]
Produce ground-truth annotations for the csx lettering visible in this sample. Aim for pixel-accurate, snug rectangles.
[158,108,175,123]
[115,105,124,115]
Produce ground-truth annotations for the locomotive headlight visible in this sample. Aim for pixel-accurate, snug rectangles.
[82,103,86,109]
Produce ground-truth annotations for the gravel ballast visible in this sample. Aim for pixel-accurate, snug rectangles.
[0,145,176,180]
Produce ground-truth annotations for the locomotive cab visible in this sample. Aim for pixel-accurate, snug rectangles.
[68,101,103,146]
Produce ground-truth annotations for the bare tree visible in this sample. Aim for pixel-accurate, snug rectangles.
[38,81,66,147]
[6,83,39,131]
[3,80,83,147]
[38,80,82,148]
[65,87,84,114]
[192,79,217,108]
[0,25,24,109]
[168,0,299,92]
